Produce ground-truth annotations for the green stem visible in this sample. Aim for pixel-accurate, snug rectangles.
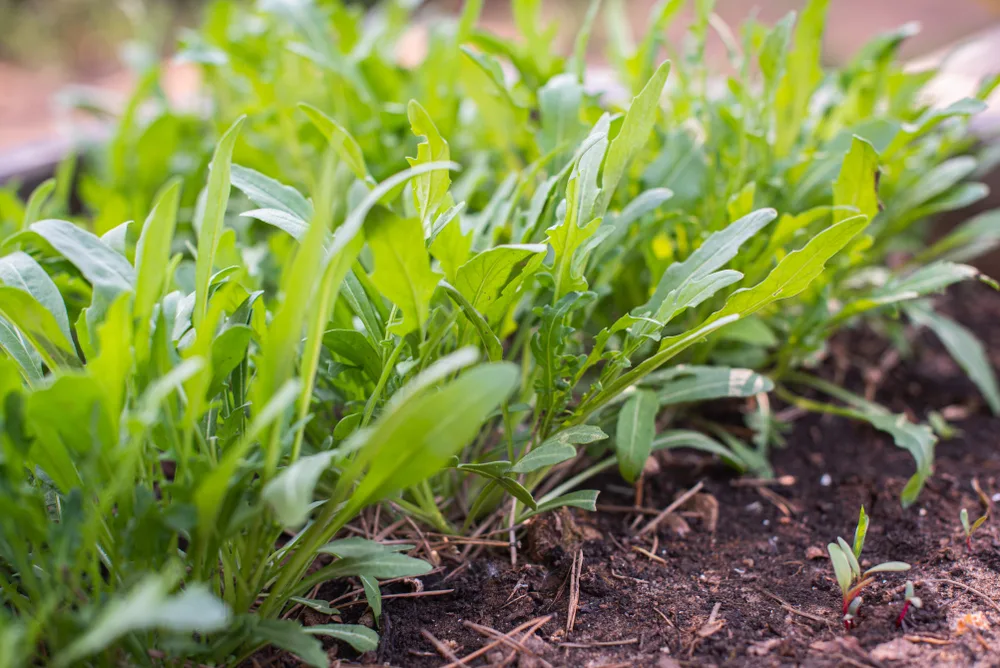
[362,339,405,428]
[773,385,859,421]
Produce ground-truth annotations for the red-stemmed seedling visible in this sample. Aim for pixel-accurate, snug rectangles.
[895,581,923,628]
[960,508,988,551]
[828,506,911,630]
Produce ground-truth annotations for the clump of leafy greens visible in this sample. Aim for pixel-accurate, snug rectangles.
[0,0,998,663]
[58,0,999,504]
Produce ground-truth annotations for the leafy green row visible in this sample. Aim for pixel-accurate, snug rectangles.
[0,0,998,663]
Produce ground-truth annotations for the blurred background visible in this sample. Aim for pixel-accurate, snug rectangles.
[3,0,1000,170]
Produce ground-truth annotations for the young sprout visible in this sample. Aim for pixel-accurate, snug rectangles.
[960,508,988,551]
[828,506,911,629]
[895,581,923,628]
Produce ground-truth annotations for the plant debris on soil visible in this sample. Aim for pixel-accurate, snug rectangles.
[284,282,1000,668]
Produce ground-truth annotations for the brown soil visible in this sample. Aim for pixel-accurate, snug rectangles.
[314,282,1000,668]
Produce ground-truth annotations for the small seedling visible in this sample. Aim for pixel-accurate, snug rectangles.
[895,581,923,628]
[960,508,988,551]
[828,506,911,629]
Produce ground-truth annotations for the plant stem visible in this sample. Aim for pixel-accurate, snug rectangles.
[895,600,911,628]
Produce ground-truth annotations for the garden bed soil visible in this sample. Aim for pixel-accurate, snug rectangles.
[288,281,1000,668]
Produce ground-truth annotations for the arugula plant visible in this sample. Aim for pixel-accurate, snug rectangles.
[0,123,518,664]
[2,0,998,660]
[828,507,910,629]
[591,0,1000,503]
[71,0,999,506]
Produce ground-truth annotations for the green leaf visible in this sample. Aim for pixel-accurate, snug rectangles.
[759,12,794,90]
[892,157,978,216]
[922,210,1000,263]
[600,60,671,212]
[194,380,301,531]
[323,329,382,381]
[455,244,547,319]
[494,476,538,510]
[263,450,336,528]
[253,619,328,668]
[905,303,1000,415]
[30,219,135,293]
[53,574,230,668]
[0,286,80,370]
[791,374,936,506]
[837,536,861,579]
[343,270,386,341]
[429,206,472,283]
[366,210,441,336]
[833,262,978,324]
[538,74,586,156]
[902,182,988,225]
[590,214,867,414]
[135,357,205,427]
[827,543,853,596]
[241,208,309,240]
[0,315,42,383]
[359,575,382,621]
[22,178,55,228]
[384,347,481,412]
[440,282,504,361]
[615,389,658,483]
[335,361,518,517]
[0,251,71,342]
[512,425,607,473]
[526,489,600,517]
[872,416,935,506]
[649,366,774,406]
[635,208,777,336]
[288,597,339,615]
[231,164,313,221]
[314,552,431,580]
[510,441,577,473]
[194,116,245,328]
[705,214,870,325]
[135,179,182,325]
[863,561,910,576]
[651,429,748,471]
[456,460,513,477]
[319,537,415,559]
[853,506,869,559]
[833,136,879,224]
[406,100,451,230]
[774,0,829,156]
[304,624,379,653]
[300,103,371,183]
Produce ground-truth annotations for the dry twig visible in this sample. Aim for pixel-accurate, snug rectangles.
[905,635,953,645]
[729,475,796,488]
[638,481,704,536]
[420,629,464,665]
[336,589,454,608]
[462,620,553,668]
[632,545,667,565]
[404,515,438,566]
[756,587,829,624]
[558,638,638,648]
[445,615,553,667]
[566,549,584,633]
